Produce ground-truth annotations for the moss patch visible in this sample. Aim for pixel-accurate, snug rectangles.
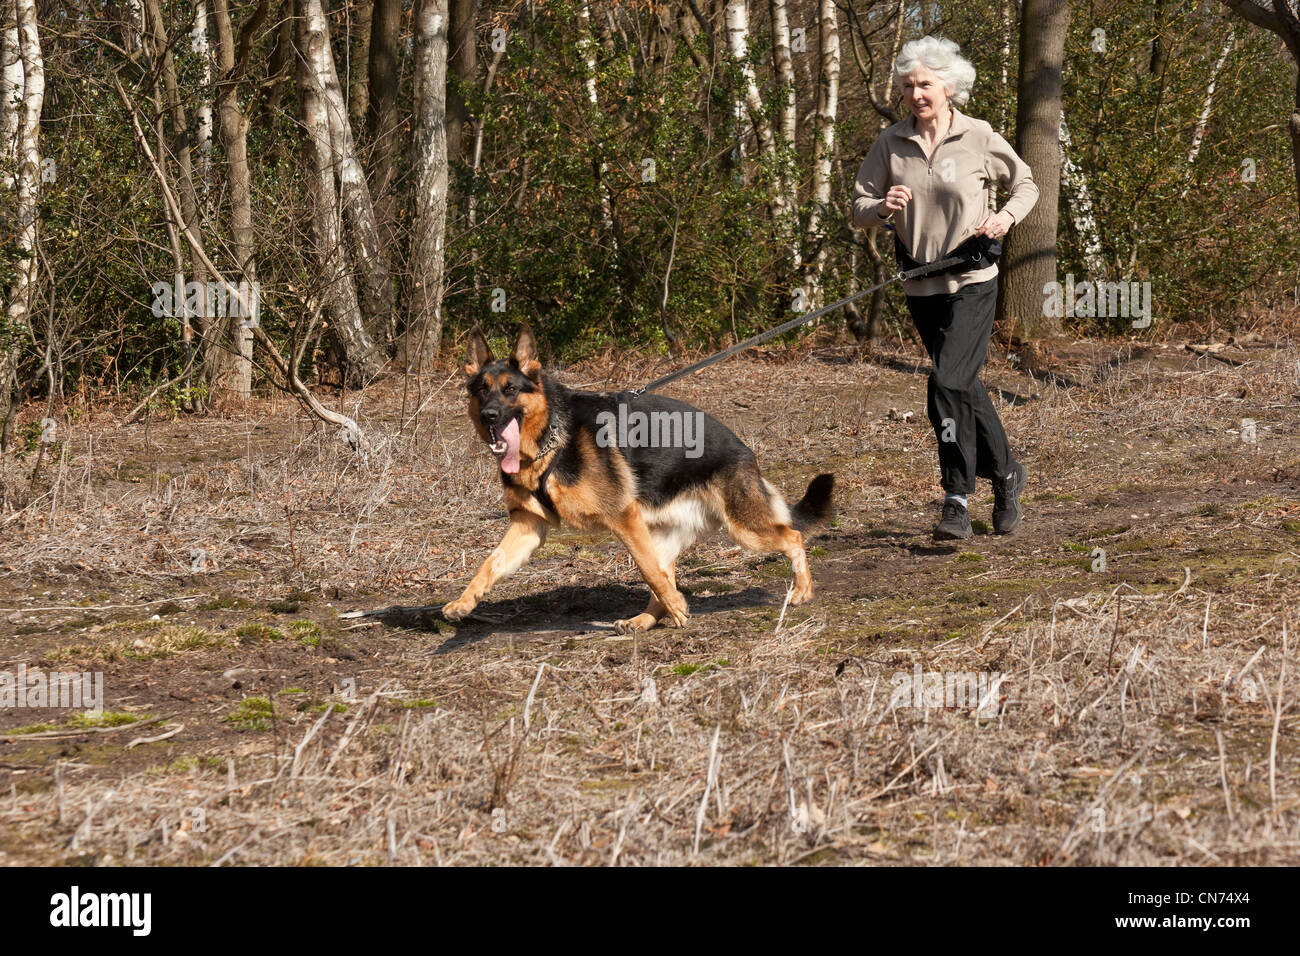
[224,697,278,731]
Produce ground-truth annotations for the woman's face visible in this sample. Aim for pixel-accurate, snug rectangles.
[902,65,951,122]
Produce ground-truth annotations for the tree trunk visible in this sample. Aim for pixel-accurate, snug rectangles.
[301,0,394,345]
[677,0,707,72]
[118,3,192,406]
[724,0,782,187]
[0,3,19,174]
[1186,30,1235,168]
[1149,0,1169,76]
[142,0,219,399]
[726,0,796,316]
[1000,0,1013,129]
[0,0,31,448]
[213,0,258,399]
[724,1,775,170]
[1059,116,1103,275]
[579,4,615,245]
[1293,76,1300,218]
[190,1,214,403]
[467,36,505,301]
[367,0,402,249]
[296,0,386,385]
[403,0,449,371]
[802,0,839,309]
[349,0,372,132]
[768,0,799,267]
[447,0,476,165]
[998,0,1070,341]
[193,1,214,195]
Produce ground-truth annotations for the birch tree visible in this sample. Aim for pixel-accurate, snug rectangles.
[768,0,800,268]
[724,1,775,175]
[0,0,41,449]
[299,0,394,343]
[193,1,214,194]
[115,74,368,451]
[296,0,386,384]
[802,0,839,309]
[1,1,20,185]
[0,0,25,445]
[406,0,450,369]
[726,0,805,313]
[1187,30,1236,167]
[13,0,38,314]
[1059,116,1103,275]
[842,0,903,341]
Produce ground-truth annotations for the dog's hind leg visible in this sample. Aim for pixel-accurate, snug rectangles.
[607,507,689,631]
[721,468,814,605]
[443,510,549,621]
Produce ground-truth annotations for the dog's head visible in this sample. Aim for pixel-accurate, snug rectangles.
[464,326,546,475]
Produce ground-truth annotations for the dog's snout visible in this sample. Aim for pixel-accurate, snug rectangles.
[480,406,501,426]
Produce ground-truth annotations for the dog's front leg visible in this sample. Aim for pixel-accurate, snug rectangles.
[443,510,548,621]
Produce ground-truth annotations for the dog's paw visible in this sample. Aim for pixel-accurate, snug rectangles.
[662,596,690,628]
[442,597,476,621]
[789,585,814,606]
[614,614,657,634]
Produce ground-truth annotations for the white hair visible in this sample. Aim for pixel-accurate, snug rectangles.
[894,36,976,107]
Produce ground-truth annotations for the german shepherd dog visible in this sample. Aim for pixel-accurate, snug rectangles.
[442,327,834,632]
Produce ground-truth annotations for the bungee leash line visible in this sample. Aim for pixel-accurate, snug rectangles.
[629,247,980,397]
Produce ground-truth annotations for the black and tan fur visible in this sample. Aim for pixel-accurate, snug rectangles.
[443,326,834,632]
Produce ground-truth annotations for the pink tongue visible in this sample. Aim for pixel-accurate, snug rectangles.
[499,417,521,474]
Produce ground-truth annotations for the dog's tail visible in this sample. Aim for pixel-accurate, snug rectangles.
[790,473,835,530]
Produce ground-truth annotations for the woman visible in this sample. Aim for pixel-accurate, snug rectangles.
[851,35,1038,541]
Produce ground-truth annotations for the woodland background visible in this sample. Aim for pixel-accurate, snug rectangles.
[0,0,1298,445]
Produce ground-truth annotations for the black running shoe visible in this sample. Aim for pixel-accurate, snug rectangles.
[933,499,972,540]
[992,461,1027,535]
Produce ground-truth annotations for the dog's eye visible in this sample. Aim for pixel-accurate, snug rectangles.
[503,384,517,396]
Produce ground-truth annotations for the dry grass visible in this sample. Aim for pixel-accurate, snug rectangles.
[0,331,1298,865]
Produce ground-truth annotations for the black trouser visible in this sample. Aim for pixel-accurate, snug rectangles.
[905,276,1014,496]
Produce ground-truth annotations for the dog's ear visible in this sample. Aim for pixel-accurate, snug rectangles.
[464,327,493,377]
[509,325,541,381]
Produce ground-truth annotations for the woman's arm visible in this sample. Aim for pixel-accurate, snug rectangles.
[851,137,893,230]
[986,130,1039,226]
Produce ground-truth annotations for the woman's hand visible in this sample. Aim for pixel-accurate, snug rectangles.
[974,210,1014,239]
[879,184,913,218]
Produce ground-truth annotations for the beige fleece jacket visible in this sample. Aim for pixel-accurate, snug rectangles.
[851,106,1039,296]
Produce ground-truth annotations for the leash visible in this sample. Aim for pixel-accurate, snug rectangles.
[629,247,980,397]
[528,246,974,511]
